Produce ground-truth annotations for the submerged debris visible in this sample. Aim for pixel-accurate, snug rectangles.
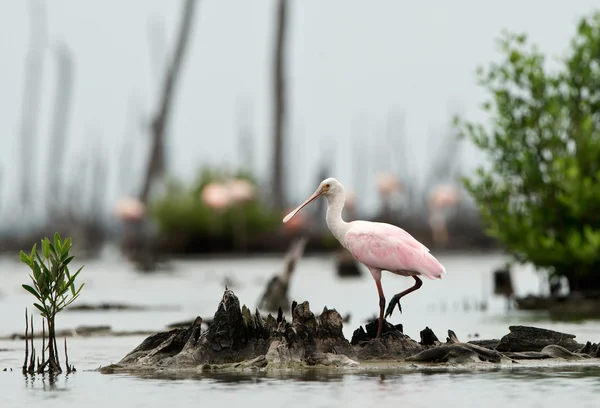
[335,250,362,278]
[407,330,506,364]
[66,302,179,312]
[577,341,600,358]
[495,326,581,352]
[258,237,308,313]
[419,327,440,346]
[100,289,600,375]
[2,325,155,341]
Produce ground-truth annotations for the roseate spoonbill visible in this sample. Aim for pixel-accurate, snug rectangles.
[376,172,403,196]
[114,197,146,221]
[202,179,256,209]
[283,178,446,338]
[429,184,461,209]
[428,184,461,245]
[201,182,231,209]
[376,172,404,219]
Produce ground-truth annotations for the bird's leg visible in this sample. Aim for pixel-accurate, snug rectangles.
[385,276,423,319]
[376,280,385,338]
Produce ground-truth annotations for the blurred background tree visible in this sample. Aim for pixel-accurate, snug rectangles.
[455,11,600,295]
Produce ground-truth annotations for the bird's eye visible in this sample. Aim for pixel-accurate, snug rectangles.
[325,183,330,188]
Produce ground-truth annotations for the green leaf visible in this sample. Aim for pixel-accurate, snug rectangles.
[60,291,82,311]
[42,239,50,259]
[33,302,47,317]
[61,237,72,258]
[32,262,42,281]
[19,250,30,266]
[63,255,75,267]
[54,232,62,254]
[22,284,41,301]
[64,266,84,297]
[34,251,45,269]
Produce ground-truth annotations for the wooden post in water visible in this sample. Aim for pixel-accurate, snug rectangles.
[493,266,515,311]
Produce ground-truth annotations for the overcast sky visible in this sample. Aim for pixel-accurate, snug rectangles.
[0,0,598,220]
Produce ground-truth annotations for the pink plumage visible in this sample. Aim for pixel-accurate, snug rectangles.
[283,177,448,339]
[345,221,446,280]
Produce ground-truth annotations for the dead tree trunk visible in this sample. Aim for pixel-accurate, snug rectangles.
[270,0,289,210]
[119,93,143,196]
[139,0,198,204]
[46,42,74,214]
[18,0,46,217]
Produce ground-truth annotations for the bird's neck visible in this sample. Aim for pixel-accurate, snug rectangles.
[326,193,350,246]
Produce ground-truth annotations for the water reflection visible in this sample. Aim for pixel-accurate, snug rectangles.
[23,372,74,393]
[114,364,600,385]
[126,368,348,383]
[8,364,600,407]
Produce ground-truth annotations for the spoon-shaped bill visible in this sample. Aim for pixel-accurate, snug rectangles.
[282,189,323,223]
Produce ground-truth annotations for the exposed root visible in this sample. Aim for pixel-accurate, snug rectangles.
[258,237,308,313]
[21,307,76,376]
[22,308,28,375]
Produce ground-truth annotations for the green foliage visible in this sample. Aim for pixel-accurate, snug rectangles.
[20,232,85,319]
[455,11,600,286]
[149,167,281,239]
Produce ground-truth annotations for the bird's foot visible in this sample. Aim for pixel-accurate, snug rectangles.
[384,295,402,318]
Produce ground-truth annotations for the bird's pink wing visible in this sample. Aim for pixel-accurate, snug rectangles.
[373,222,431,253]
[345,224,446,280]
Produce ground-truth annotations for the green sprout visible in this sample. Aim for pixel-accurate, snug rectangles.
[19,232,84,373]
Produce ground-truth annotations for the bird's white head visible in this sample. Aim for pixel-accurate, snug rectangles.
[282,177,344,223]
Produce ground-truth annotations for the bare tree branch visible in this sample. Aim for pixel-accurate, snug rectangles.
[139,0,198,204]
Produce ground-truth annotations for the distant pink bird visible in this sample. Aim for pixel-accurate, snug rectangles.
[114,197,146,221]
[201,182,231,209]
[283,177,446,338]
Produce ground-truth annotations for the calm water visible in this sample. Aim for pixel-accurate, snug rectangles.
[1,247,600,407]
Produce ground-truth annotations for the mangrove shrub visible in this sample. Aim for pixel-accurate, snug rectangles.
[455,12,600,294]
[20,232,84,373]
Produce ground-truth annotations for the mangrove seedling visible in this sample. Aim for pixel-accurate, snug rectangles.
[20,232,85,373]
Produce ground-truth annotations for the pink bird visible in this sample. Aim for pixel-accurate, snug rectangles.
[283,178,447,338]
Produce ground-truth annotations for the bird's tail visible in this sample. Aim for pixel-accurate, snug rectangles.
[422,252,446,280]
